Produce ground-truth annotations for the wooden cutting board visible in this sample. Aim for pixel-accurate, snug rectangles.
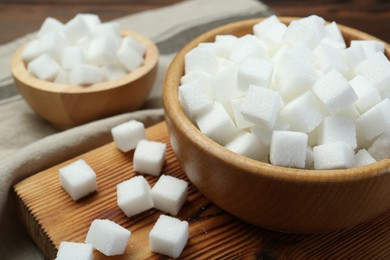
[13,122,390,259]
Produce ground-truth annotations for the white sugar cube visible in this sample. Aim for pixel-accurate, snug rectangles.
[351,40,385,57]
[251,116,290,147]
[324,21,346,48]
[69,64,103,85]
[102,63,127,81]
[92,22,121,45]
[239,85,282,129]
[313,142,355,169]
[59,159,97,201]
[343,44,367,77]
[237,56,273,91]
[134,140,166,176]
[149,215,189,258]
[280,91,327,133]
[85,219,131,256]
[195,102,237,145]
[335,104,360,120]
[350,75,382,113]
[64,15,91,43]
[231,98,255,129]
[179,80,213,119]
[283,20,321,49]
[28,54,60,81]
[180,71,214,98]
[356,52,390,94]
[88,36,118,66]
[56,241,93,260]
[314,42,349,77]
[274,59,318,101]
[185,47,217,74]
[151,175,188,215]
[317,116,357,149]
[356,98,390,140]
[229,35,266,65]
[355,149,376,167]
[117,43,144,72]
[21,40,43,62]
[260,22,287,55]
[313,69,358,115]
[225,131,268,162]
[38,17,64,37]
[54,69,69,84]
[117,176,153,217]
[368,131,390,161]
[75,13,101,30]
[270,130,308,168]
[121,36,146,56]
[111,120,146,152]
[253,15,281,37]
[40,31,67,61]
[211,66,242,102]
[62,45,85,70]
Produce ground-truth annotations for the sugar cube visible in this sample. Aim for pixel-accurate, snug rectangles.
[211,65,242,102]
[251,116,289,147]
[151,175,188,215]
[253,15,281,37]
[88,35,118,66]
[313,69,358,115]
[343,44,367,77]
[195,102,237,145]
[314,43,349,78]
[62,46,85,70]
[102,63,127,81]
[56,241,93,260]
[75,13,101,30]
[59,159,97,201]
[368,131,390,161]
[225,131,268,162]
[231,98,255,129]
[149,215,189,258]
[133,140,166,176]
[313,142,355,169]
[280,91,327,133]
[239,85,282,129]
[64,15,91,43]
[179,81,213,120]
[111,120,146,152]
[283,20,321,49]
[270,130,308,168]
[117,43,144,72]
[117,176,154,217]
[28,54,60,81]
[69,64,103,85]
[351,40,385,57]
[350,75,382,113]
[38,17,64,37]
[92,22,121,45]
[21,40,43,62]
[120,36,146,57]
[355,149,376,167]
[229,35,266,65]
[324,22,346,48]
[85,219,131,256]
[317,116,357,149]
[54,69,69,84]
[237,56,273,91]
[184,47,217,74]
[256,22,287,56]
[40,31,67,62]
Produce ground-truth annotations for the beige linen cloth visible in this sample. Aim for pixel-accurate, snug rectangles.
[0,0,273,258]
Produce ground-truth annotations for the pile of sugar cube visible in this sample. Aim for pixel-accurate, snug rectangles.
[180,15,390,170]
[22,13,146,85]
[57,120,189,258]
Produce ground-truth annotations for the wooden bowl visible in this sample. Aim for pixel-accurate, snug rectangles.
[163,17,390,233]
[11,31,159,129]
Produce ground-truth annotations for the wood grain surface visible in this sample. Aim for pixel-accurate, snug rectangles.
[13,122,390,259]
[0,0,389,45]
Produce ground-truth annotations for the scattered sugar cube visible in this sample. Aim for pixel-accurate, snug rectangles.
[117,43,144,72]
[356,98,390,140]
[121,36,146,57]
[239,85,282,129]
[350,75,382,113]
[185,47,217,74]
[225,131,268,162]
[313,69,358,115]
[356,52,390,94]
[134,140,166,176]
[102,63,128,81]
[355,149,376,167]
[237,56,273,91]
[85,219,131,256]
[351,40,385,57]
[62,45,85,70]
[149,215,189,258]
[28,54,60,81]
[88,36,118,66]
[195,102,237,145]
[38,17,64,37]
[270,130,308,168]
[280,91,327,133]
[368,131,390,161]
[317,116,357,149]
[117,176,154,217]
[151,175,188,215]
[56,241,93,260]
[69,64,103,85]
[64,15,91,43]
[313,142,355,170]
[21,40,43,62]
[111,120,146,152]
[59,159,97,201]
[179,80,213,120]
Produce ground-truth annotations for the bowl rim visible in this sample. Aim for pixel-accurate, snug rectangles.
[11,30,159,94]
[163,16,390,184]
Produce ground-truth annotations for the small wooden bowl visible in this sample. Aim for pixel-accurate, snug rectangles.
[163,17,390,233]
[12,31,159,129]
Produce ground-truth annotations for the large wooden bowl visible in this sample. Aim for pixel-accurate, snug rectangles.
[12,31,159,129]
[163,17,390,233]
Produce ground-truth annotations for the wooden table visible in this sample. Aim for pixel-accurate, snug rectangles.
[0,0,389,45]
